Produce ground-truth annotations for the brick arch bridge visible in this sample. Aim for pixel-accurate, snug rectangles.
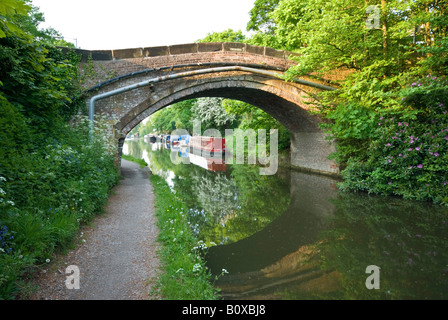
[74,42,343,176]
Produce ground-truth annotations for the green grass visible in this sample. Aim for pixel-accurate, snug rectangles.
[149,174,220,300]
[0,118,120,299]
[122,154,148,168]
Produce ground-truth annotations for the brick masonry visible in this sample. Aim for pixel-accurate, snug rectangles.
[75,42,303,90]
[74,42,346,176]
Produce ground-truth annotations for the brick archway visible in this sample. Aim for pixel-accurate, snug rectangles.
[77,43,341,176]
[116,72,323,135]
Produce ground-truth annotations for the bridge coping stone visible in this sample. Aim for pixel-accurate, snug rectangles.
[69,42,298,62]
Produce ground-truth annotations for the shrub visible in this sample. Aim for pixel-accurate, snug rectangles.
[0,1,119,299]
[0,116,119,299]
[339,76,448,206]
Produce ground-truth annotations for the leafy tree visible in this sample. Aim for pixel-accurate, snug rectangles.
[223,99,290,150]
[197,29,246,43]
[247,0,280,34]
[241,0,448,203]
[406,0,448,75]
[276,0,447,203]
[261,0,307,50]
[0,0,30,38]
[134,100,196,135]
[245,0,284,49]
[191,97,236,133]
[0,0,80,139]
[148,105,179,133]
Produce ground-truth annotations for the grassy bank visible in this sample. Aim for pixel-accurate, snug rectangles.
[0,118,120,299]
[149,174,220,300]
[122,154,148,168]
[0,1,123,299]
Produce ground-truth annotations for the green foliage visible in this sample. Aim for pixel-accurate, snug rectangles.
[122,154,148,168]
[197,29,246,43]
[0,116,119,299]
[246,0,448,205]
[267,0,308,50]
[321,102,379,164]
[150,175,220,300]
[247,0,280,34]
[0,0,30,39]
[339,76,448,205]
[244,0,284,49]
[134,100,195,136]
[0,1,119,299]
[223,99,290,150]
[406,0,448,75]
[191,97,236,133]
[0,36,81,131]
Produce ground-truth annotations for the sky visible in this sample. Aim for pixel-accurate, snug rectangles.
[31,0,256,50]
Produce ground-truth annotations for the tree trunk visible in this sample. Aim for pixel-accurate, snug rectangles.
[424,3,432,47]
[381,0,388,56]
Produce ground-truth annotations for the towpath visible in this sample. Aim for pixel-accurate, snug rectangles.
[28,159,161,300]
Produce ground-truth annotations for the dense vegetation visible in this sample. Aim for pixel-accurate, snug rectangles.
[134,0,448,205]
[1,0,447,301]
[149,174,221,300]
[0,1,119,299]
[243,0,448,205]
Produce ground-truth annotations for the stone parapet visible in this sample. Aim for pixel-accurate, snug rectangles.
[68,42,298,62]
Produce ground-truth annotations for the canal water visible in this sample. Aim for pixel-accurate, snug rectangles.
[124,138,448,300]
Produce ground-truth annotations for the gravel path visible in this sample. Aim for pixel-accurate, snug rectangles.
[28,159,161,300]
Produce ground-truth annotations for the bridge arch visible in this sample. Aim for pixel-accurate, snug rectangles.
[116,71,323,134]
[76,43,342,176]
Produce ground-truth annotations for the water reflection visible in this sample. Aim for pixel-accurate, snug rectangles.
[317,193,448,300]
[124,139,448,300]
[124,139,290,247]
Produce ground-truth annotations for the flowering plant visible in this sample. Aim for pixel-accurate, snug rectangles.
[340,76,448,205]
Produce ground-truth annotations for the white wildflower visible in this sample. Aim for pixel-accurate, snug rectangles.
[192,263,202,273]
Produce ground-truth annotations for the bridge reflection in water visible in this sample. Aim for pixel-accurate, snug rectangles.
[124,138,448,300]
[206,171,340,299]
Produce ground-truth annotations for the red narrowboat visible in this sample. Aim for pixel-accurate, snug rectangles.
[189,136,226,156]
